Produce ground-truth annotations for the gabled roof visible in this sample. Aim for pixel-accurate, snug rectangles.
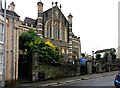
[2,9,20,17]
[43,6,68,23]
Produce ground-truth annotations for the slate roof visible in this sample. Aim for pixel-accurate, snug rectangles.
[1,9,20,17]
[24,17,37,28]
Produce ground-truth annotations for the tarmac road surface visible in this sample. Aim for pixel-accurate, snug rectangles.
[56,75,115,87]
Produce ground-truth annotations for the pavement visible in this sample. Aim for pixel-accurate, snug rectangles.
[5,71,118,87]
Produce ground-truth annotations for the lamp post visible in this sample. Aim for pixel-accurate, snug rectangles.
[2,0,6,87]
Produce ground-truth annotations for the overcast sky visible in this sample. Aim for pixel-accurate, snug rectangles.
[2,0,119,55]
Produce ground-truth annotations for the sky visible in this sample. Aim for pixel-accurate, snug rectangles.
[2,0,119,55]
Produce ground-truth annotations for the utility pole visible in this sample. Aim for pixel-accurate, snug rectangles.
[2,0,6,87]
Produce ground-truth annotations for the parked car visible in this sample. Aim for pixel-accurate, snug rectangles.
[114,72,120,88]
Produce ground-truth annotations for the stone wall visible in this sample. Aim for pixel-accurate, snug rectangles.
[86,61,92,74]
[32,62,79,81]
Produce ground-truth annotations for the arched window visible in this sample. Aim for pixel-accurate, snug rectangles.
[61,24,65,41]
[54,22,59,40]
[50,25,52,38]
[45,20,67,42]
[45,20,52,38]
[58,29,60,40]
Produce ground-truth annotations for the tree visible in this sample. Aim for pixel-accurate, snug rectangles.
[19,29,61,64]
[102,50,116,63]
[95,54,101,61]
[109,51,116,62]
[38,40,61,64]
[19,29,44,55]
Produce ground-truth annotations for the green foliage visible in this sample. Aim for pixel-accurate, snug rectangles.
[19,29,43,54]
[100,50,116,65]
[96,54,101,61]
[19,29,61,64]
[103,52,109,59]
[109,51,116,62]
[99,52,109,65]
[38,45,61,64]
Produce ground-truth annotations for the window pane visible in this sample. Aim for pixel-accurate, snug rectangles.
[50,25,52,38]
[63,30,65,40]
[58,28,59,39]
[0,64,2,74]
[0,34,2,41]
[47,26,49,37]
[2,25,3,33]
[0,54,2,63]
[0,24,2,33]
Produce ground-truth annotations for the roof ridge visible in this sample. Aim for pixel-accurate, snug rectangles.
[25,17,36,20]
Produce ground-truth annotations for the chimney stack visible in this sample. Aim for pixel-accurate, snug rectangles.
[8,2,15,12]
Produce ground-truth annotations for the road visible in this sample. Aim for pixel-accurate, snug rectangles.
[55,75,115,87]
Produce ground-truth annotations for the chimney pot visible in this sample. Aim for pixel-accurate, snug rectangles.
[8,2,15,12]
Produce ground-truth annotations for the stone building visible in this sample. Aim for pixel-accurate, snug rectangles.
[0,2,5,79]
[0,1,81,81]
[22,1,81,63]
[0,1,20,81]
[22,1,81,80]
